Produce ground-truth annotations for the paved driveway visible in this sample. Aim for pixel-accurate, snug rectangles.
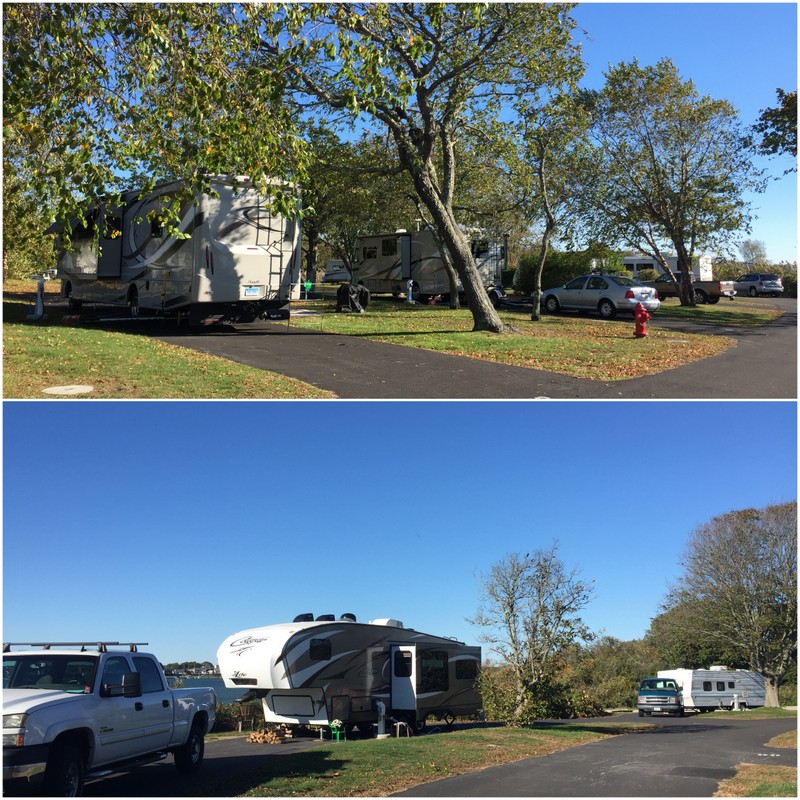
[152,298,796,399]
[397,714,797,797]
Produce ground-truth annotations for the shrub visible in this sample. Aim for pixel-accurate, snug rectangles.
[513,246,624,295]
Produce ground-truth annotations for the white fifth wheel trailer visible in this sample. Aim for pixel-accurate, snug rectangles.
[217,614,482,733]
[351,227,505,306]
[657,667,766,712]
[55,176,302,325]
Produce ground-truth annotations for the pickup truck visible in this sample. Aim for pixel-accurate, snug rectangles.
[644,273,736,304]
[636,677,684,717]
[3,642,216,796]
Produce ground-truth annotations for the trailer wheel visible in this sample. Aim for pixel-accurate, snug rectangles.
[128,286,140,318]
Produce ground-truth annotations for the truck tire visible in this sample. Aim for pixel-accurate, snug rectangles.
[43,743,86,797]
[694,289,707,304]
[174,722,205,774]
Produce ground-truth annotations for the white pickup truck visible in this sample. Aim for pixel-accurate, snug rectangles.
[3,642,216,796]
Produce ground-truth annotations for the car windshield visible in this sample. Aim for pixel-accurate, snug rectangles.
[640,679,677,690]
[3,654,98,693]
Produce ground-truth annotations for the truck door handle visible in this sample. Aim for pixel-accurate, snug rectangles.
[135,702,144,711]
[162,700,170,708]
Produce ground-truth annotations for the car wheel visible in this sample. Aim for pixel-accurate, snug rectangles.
[694,289,707,304]
[44,743,86,797]
[598,299,616,319]
[544,295,560,314]
[749,287,758,297]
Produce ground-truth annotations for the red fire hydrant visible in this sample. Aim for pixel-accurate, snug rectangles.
[634,302,650,338]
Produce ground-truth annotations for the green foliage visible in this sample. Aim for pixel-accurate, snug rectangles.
[514,245,623,293]
[752,88,797,164]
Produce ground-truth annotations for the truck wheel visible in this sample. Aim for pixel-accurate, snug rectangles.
[174,723,205,774]
[694,289,707,304]
[44,743,86,797]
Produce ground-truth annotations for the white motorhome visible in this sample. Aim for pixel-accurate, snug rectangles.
[351,227,505,305]
[624,254,713,281]
[217,614,481,732]
[321,259,350,283]
[55,176,302,325]
[657,667,766,712]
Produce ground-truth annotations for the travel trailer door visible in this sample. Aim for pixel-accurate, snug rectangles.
[390,644,417,716]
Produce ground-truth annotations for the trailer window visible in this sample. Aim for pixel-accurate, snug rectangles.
[728,681,735,689]
[703,681,712,691]
[394,650,413,678]
[455,659,478,681]
[309,639,331,661]
[382,239,397,257]
[419,650,448,693]
[717,682,725,692]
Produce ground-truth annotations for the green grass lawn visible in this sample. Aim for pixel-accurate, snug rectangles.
[3,296,334,399]
[290,298,736,381]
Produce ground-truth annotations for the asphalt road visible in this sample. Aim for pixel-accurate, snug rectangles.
[71,713,795,797]
[396,713,797,797]
[148,296,796,399]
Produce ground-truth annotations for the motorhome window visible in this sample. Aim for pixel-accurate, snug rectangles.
[363,245,377,260]
[382,239,397,257]
[133,656,165,693]
[310,639,331,661]
[394,650,413,678]
[728,681,735,689]
[284,218,296,242]
[703,681,712,691]
[419,650,448,693]
[717,681,725,692]
[455,659,478,681]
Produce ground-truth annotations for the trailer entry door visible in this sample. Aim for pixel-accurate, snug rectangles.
[390,645,416,714]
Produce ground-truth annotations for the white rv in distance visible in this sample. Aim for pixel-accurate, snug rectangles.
[321,259,351,283]
[351,227,505,305]
[623,253,713,281]
[657,667,766,712]
[55,176,302,325]
[217,614,482,733]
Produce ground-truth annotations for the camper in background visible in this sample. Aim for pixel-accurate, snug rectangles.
[351,227,505,306]
[657,667,766,712]
[55,175,302,325]
[217,614,481,734]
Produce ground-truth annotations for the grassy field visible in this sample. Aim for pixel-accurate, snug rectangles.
[289,297,744,381]
[3,286,334,399]
[198,722,650,797]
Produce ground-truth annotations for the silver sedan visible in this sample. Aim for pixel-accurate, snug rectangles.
[541,273,660,319]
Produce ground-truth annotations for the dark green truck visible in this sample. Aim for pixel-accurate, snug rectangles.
[636,677,684,717]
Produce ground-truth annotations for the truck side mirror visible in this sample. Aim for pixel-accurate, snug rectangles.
[101,671,142,698]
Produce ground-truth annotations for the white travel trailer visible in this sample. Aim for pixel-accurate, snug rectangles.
[657,667,766,712]
[623,254,713,281]
[217,614,482,732]
[351,227,505,305]
[321,259,351,283]
[55,176,302,325]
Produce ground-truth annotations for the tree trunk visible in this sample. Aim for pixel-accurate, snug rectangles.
[764,677,781,708]
[305,228,319,284]
[531,224,554,322]
[673,239,696,307]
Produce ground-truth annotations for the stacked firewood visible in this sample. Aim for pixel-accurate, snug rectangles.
[246,728,285,744]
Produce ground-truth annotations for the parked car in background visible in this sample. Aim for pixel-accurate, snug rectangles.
[734,273,784,297]
[541,273,660,319]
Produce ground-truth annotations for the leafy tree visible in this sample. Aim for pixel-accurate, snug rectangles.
[470,543,594,724]
[3,4,306,243]
[739,239,769,268]
[578,59,765,305]
[256,3,583,332]
[752,88,797,172]
[663,502,797,706]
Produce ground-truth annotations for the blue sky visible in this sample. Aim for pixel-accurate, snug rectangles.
[4,401,796,664]
[571,2,797,263]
